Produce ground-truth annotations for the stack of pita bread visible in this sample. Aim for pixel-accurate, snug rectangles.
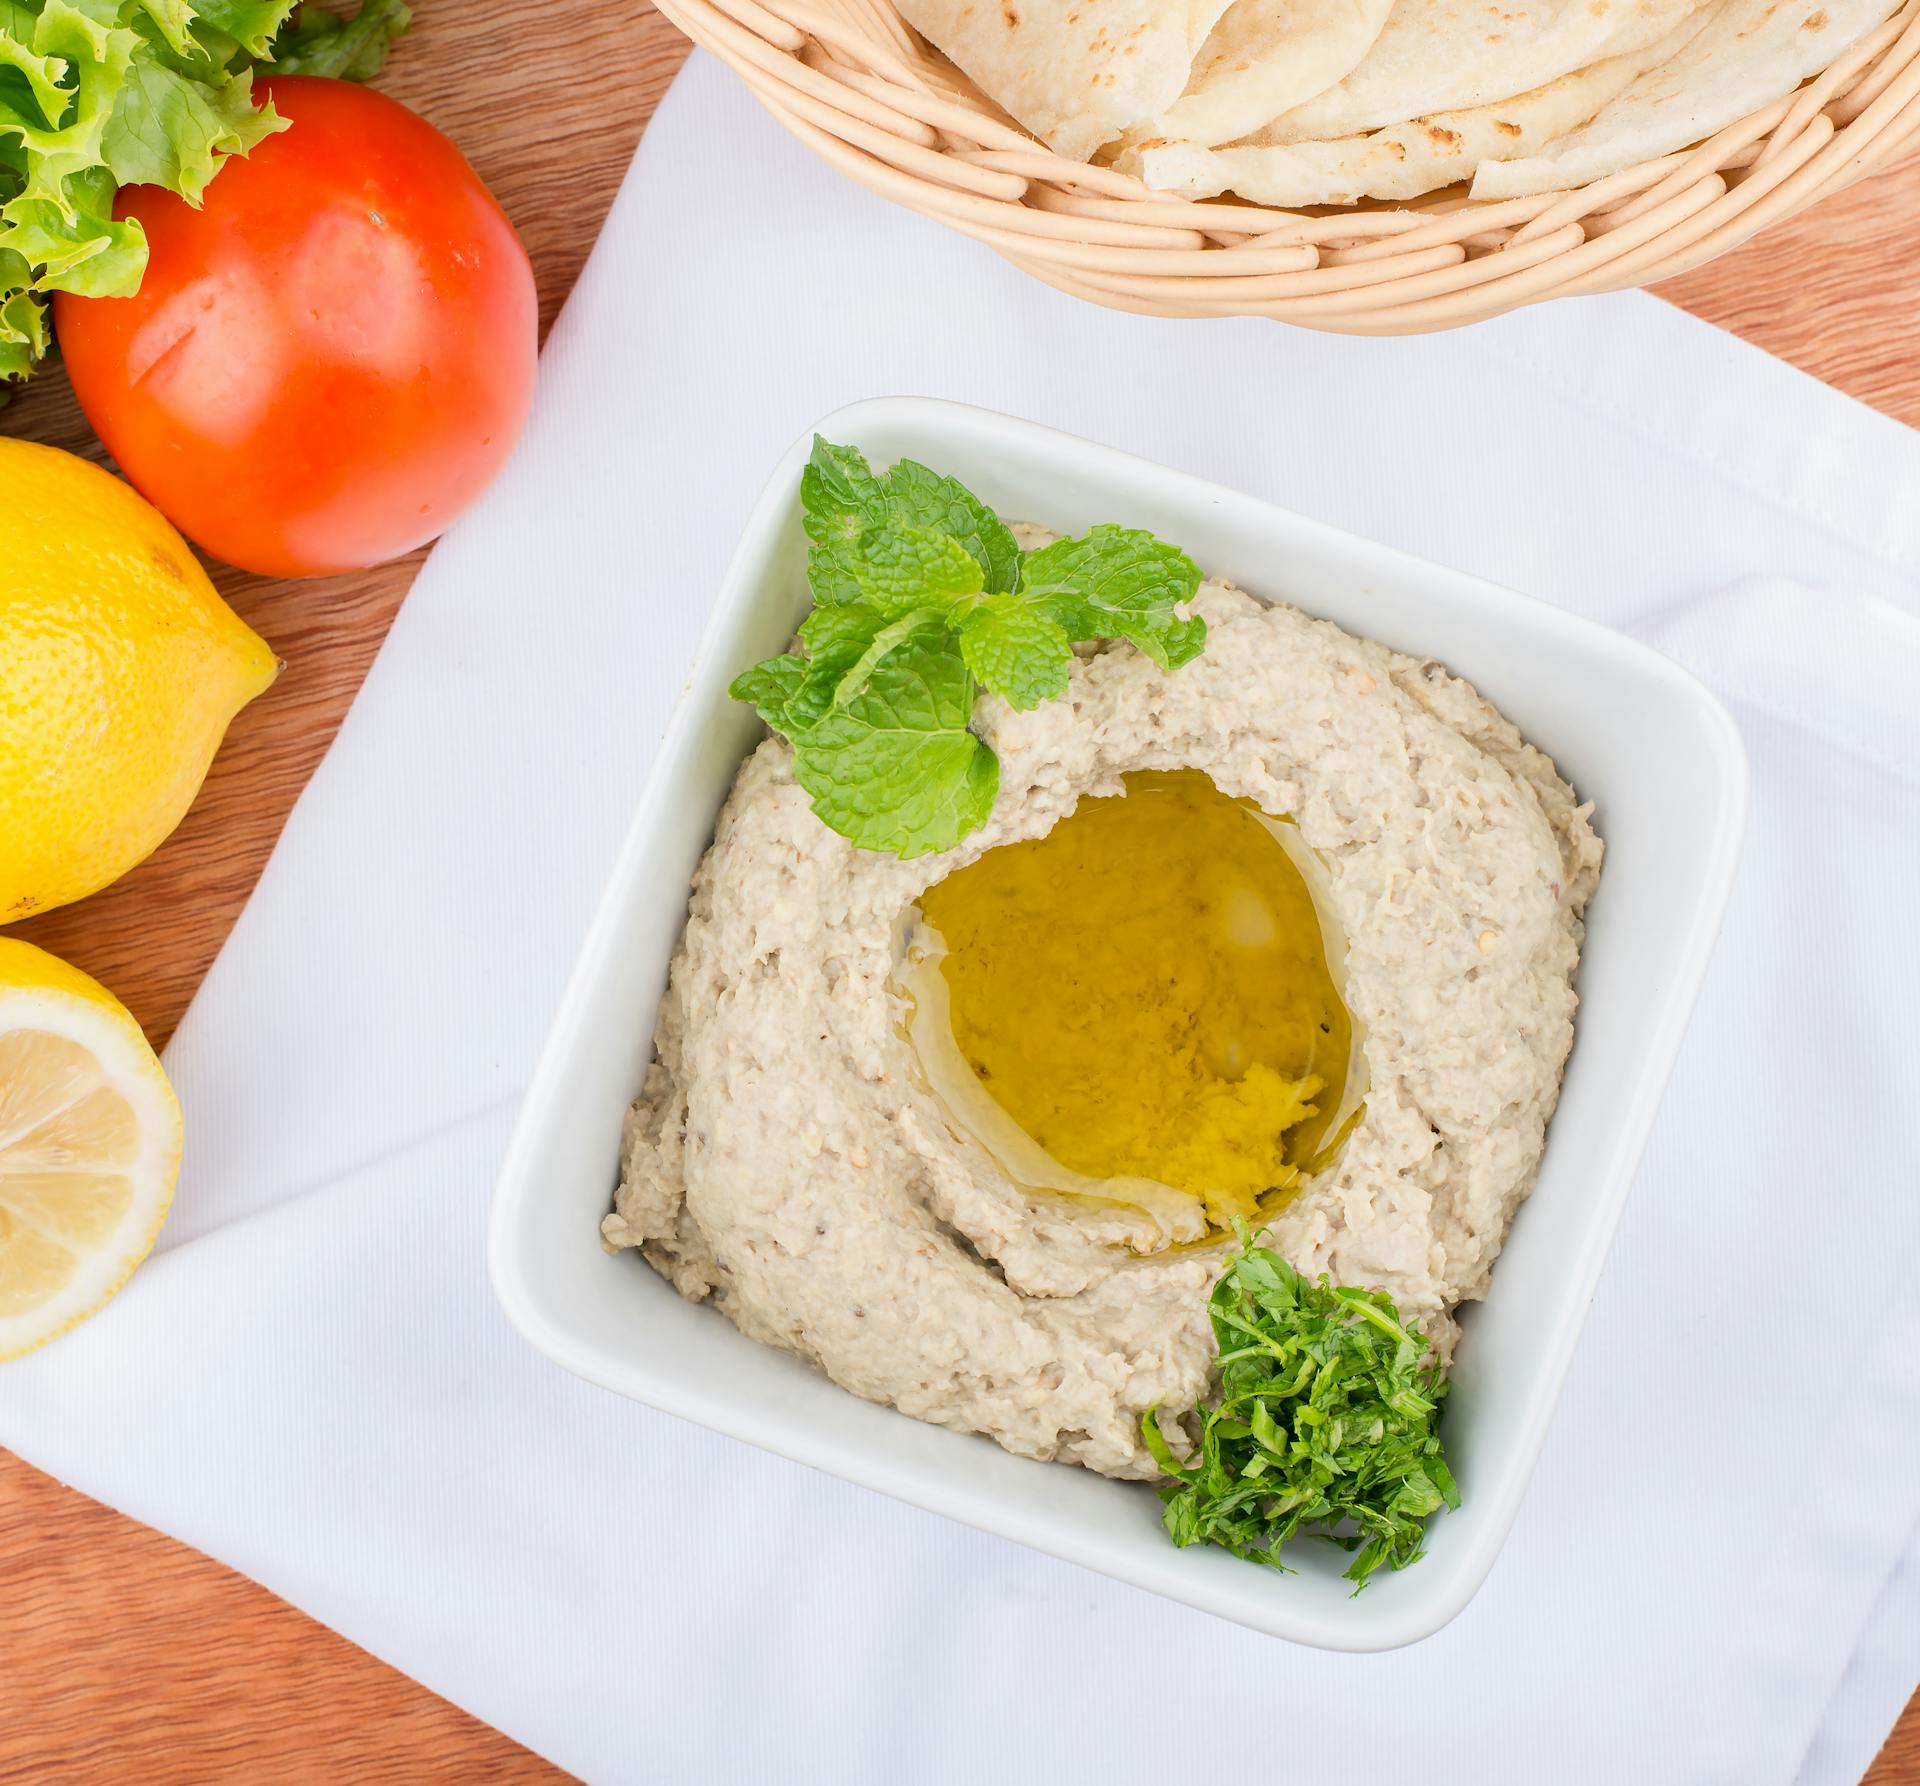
[893,0,1903,206]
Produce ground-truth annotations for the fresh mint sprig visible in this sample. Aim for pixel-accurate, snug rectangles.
[730,437,1206,858]
[1143,1222,1459,1591]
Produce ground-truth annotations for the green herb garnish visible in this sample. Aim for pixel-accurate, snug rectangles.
[1143,1222,1459,1591]
[730,437,1206,858]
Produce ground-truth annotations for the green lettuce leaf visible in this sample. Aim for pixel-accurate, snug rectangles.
[1,161,144,294]
[0,250,50,374]
[180,0,286,55]
[100,58,282,198]
[0,0,408,389]
[264,0,406,78]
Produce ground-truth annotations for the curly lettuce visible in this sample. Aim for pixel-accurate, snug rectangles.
[0,0,409,385]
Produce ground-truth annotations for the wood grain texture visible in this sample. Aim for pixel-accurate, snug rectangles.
[5,0,686,1048]
[1656,158,1920,430]
[2,1,1916,1776]
[1874,1696,1920,1786]
[0,1459,568,1784]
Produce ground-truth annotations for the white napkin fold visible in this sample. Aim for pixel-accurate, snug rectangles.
[5,51,1918,1785]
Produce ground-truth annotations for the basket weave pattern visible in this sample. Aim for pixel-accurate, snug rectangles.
[658,0,1920,331]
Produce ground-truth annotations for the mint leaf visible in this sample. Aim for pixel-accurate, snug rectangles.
[804,436,883,520]
[732,442,1209,858]
[800,438,1023,604]
[881,457,1021,594]
[728,655,806,731]
[779,599,885,729]
[1020,526,1206,669]
[957,595,1071,711]
[829,606,953,712]
[797,601,884,661]
[790,638,998,858]
[1146,611,1207,670]
[734,592,955,748]
[1144,1222,1458,1592]
[853,520,983,618]
[799,437,885,605]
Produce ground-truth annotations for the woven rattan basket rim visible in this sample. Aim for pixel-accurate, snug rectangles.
[660,0,1920,331]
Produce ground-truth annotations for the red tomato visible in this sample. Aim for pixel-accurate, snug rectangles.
[56,77,538,578]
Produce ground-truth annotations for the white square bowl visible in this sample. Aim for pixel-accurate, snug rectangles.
[489,396,1747,1651]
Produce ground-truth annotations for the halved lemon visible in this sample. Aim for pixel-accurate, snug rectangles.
[0,938,182,1362]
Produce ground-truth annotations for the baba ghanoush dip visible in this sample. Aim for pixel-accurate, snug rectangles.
[606,488,1600,1492]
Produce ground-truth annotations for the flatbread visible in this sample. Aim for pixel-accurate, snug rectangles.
[1125,8,1716,203]
[1144,0,1393,147]
[896,0,1239,157]
[1257,0,1707,142]
[1123,13,1710,203]
[1473,0,1902,195]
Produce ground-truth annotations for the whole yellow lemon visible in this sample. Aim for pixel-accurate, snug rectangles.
[1,439,280,922]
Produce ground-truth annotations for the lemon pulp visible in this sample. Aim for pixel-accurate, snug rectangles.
[0,1031,141,1317]
[0,938,182,1360]
[903,769,1363,1247]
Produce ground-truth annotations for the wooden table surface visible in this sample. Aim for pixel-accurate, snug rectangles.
[2,2,1916,1776]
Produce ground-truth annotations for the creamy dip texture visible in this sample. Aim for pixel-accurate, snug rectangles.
[605,575,1601,1480]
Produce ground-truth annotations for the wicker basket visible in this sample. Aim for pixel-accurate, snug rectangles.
[656,0,1920,331]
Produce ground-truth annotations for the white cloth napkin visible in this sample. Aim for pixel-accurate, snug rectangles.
[5,51,1919,1785]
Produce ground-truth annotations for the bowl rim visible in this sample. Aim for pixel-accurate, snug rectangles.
[489,394,1750,1649]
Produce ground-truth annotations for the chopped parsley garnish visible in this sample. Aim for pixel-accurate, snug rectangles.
[1143,1223,1459,1591]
